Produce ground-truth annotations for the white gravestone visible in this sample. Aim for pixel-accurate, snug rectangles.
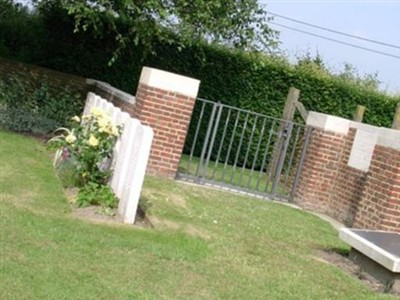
[117,123,153,224]
[83,93,154,224]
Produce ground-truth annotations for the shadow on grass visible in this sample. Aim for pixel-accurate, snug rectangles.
[135,195,153,228]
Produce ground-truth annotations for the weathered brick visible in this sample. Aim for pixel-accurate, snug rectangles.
[295,127,400,232]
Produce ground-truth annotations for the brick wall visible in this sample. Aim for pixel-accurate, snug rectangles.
[109,67,200,178]
[296,112,400,232]
[110,85,196,178]
[353,146,400,232]
[132,84,196,178]
[109,87,197,178]
[295,129,347,212]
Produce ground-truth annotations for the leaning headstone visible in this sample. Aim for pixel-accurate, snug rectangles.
[117,124,153,224]
[83,93,154,225]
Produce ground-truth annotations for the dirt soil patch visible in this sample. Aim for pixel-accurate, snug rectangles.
[71,204,153,228]
[314,249,398,296]
[67,188,152,227]
[72,206,123,223]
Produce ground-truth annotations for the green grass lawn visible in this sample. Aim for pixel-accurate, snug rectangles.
[0,130,394,299]
[178,154,289,197]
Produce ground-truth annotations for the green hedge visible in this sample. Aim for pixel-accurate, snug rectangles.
[142,44,398,127]
[25,39,397,128]
[0,71,84,133]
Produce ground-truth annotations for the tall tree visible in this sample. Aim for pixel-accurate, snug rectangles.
[35,0,278,63]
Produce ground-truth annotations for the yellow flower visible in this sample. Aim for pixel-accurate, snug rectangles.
[88,134,99,147]
[111,125,119,136]
[97,117,109,128]
[71,115,80,122]
[65,134,76,144]
[82,115,90,121]
[90,107,105,118]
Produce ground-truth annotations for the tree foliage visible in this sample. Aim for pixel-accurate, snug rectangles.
[34,0,278,63]
[295,51,382,92]
[338,63,381,92]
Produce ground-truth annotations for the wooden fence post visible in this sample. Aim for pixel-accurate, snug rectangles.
[268,87,300,179]
[294,100,309,121]
[353,105,365,122]
[392,103,400,130]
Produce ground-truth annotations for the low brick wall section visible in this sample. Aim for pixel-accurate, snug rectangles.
[295,129,347,212]
[330,128,367,226]
[131,83,196,178]
[353,145,400,231]
[295,112,400,232]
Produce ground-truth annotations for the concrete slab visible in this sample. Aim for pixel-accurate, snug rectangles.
[339,228,400,273]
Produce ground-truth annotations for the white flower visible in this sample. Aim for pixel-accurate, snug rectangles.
[65,134,76,144]
[71,116,80,122]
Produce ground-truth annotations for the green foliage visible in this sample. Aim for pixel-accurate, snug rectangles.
[0,107,59,134]
[338,63,381,91]
[49,108,121,186]
[36,0,278,63]
[49,108,121,210]
[149,44,398,127]
[0,72,84,133]
[56,158,80,188]
[76,181,118,209]
[1,1,398,131]
[0,0,44,62]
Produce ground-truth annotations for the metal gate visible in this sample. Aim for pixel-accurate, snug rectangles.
[177,98,312,202]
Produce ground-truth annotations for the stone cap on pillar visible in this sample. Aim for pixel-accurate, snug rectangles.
[139,67,200,98]
[306,111,351,135]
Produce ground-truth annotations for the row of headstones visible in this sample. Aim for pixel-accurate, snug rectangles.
[84,92,154,224]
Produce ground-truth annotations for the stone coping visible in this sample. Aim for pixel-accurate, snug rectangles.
[86,79,136,104]
[306,111,400,150]
[139,67,200,98]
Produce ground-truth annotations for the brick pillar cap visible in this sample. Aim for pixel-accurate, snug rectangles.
[307,111,350,135]
[139,67,200,98]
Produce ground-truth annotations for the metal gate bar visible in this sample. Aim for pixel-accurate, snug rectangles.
[211,109,231,179]
[221,110,241,182]
[178,98,312,202]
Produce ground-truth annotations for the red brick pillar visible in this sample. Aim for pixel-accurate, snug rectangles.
[132,67,200,178]
[295,112,351,213]
[354,132,400,233]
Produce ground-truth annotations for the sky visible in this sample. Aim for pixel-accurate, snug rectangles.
[260,0,400,94]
